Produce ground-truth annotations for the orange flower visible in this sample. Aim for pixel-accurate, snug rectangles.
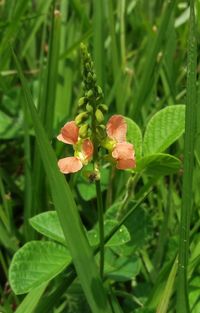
[57,121,93,174]
[106,115,136,170]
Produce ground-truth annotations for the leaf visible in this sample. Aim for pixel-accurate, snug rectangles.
[9,241,71,294]
[105,252,141,282]
[156,257,178,313]
[30,212,130,247]
[15,283,48,313]
[0,110,23,139]
[125,117,142,158]
[30,211,66,245]
[88,220,131,247]
[135,153,181,176]
[143,105,185,155]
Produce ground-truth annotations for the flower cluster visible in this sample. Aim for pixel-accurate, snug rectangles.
[57,44,136,176]
[57,114,135,174]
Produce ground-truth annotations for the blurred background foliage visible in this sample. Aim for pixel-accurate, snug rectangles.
[0,0,199,312]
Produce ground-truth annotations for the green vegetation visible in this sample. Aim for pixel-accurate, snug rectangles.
[0,1,199,313]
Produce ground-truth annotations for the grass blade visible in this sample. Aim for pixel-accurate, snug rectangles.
[129,0,176,119]
[177,1,197,312]
[12,51,114,313]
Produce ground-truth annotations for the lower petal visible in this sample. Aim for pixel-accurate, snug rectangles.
[58,157,83,174]
[116,159,136,170]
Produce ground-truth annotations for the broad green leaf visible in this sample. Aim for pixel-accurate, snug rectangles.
[125,117,142,158]
[88,220,130,247]
[135,153,181,176]
[13,52,113,313]
[143,105,185,155]
[30,211,66,245]
[9,241,71,294]
[30,212,130,247]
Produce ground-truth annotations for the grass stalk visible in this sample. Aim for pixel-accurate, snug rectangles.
[177,1,197,312]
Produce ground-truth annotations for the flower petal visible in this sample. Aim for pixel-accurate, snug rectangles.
[82,139,94,160]
[57,121,79,145]
[116,159,136,170]
[106,115,127,142]
[112,142,135,160]
[58,157,83,174]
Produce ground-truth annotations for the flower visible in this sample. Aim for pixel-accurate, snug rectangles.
[57,121,93,174]
[106,115,136,170]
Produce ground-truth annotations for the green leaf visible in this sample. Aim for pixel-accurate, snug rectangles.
[12,51,113,313]
[30,212,130,247]
[125,117,142,158]
[143,105,185,155]
[88,220,130,247]
[156,257,178,313]
[30,211,66,245]
[135,153,181,176]
[0,110,23,139]
[15,283,48,313]
[9,241,71,294]
[105,252,141,282]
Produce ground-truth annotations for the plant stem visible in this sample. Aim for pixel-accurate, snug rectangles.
[177,1,197,312]
[95,179,104,278]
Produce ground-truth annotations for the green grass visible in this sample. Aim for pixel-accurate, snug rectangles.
[0,1,199,313]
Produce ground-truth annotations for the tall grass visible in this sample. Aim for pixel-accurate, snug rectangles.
[0,1,199,313]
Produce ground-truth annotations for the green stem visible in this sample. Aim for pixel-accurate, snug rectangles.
[95,179,104,278]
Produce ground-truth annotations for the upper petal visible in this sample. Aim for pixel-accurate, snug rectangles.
[112,142,135,160]
[58,157,83,174]
[106,115,127,143]
[82,139,94,160]
[57,121,79,145]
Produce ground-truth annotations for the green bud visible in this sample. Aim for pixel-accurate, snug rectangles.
[79,124,88,138]
[95,109,104,123]
[87,72,93,82]
[93,73,97,81]
[97,86,103,95]
[86,89,93,98]
[75,112,88,125]
[78,97,86,107]
[96,125,106,139]
[98,104,108,113]
[86,103,93,112]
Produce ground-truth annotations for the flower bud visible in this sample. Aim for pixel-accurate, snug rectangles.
[86,103,93,112]
[78,97,86,107]
[98,104,108,113]
[75,112,88,125]
[79,124,88,138]
[95,109,104,123]
[86,89,93,98]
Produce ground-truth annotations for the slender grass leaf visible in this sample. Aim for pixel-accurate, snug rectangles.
[156,257,178,313]
[15,283,48,313]
[177,1,197,312]
[143,105,185,155]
